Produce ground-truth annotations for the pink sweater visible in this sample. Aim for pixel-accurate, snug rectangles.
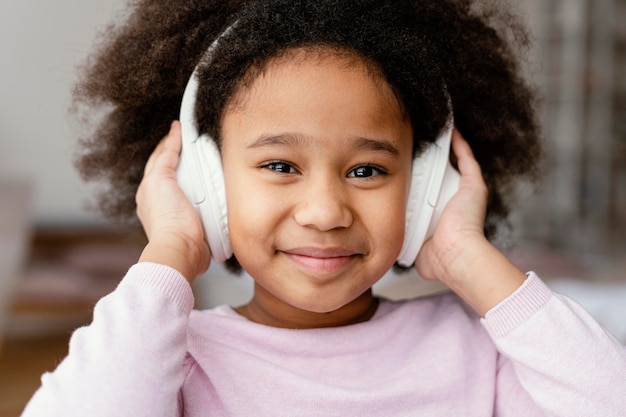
[21,263,626,416]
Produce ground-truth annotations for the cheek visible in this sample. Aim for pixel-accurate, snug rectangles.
[373,196,407,254]
[223,173,282,255]
[360,179,410,261]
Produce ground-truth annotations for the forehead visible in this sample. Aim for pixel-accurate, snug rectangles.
[220,47,412,153]
[225,46,406,120]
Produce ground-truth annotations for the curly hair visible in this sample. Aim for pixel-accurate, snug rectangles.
[73,0,543,271]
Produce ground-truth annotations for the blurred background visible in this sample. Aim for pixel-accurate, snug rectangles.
[0,0,625,415]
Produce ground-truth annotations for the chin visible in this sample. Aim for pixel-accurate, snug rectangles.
[287,297,344,314]
[290,289,370,314]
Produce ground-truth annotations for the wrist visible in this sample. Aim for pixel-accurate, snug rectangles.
[440,239,527,317]
[139,235,210,283]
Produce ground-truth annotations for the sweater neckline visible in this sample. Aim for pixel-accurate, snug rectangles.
[217,297,395,330]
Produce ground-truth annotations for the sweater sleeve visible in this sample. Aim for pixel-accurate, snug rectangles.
[20,262,194,417]
[481,272,626,417]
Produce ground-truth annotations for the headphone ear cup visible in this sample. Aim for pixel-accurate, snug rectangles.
[397,146,437,267]
[177,36,234,264]
[396,126,459,267]
[424,160,460,240]
[177,132,232,263]
[193,136,232,263]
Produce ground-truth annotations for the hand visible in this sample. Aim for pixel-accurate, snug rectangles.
[136,121,211,282]
[415,129,526,316]
[415,129,488,283]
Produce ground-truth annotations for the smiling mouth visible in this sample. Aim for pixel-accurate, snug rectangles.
[281,248,360,273]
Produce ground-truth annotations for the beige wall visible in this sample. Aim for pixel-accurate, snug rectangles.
[0,0,127,224]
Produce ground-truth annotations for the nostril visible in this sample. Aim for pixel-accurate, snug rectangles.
[294,196,353,231]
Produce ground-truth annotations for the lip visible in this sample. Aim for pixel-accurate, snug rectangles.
[281,247,360,273]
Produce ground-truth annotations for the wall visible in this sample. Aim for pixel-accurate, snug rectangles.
[0,0,127,224]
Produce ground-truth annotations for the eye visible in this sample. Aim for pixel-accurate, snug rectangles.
[347,165,387,178]
[262,161,298,174]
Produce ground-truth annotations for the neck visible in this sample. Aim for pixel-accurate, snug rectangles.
[235,285,379,329]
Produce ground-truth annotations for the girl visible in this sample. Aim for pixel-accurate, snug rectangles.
[22,0,625,416]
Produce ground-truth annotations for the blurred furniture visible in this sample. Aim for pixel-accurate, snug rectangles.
[3,226,145,340]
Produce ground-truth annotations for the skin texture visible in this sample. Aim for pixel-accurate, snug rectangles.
[138,48,526,327]
[221,51,412,327]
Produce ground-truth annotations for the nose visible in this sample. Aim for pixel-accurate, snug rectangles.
[293,175,354,232]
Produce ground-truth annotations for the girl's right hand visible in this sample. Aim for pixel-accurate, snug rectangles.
[136,121,211,283]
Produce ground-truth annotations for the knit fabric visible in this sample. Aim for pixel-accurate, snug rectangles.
[21,263,626,416]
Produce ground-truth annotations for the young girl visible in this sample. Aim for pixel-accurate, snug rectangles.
[22,0,625,415]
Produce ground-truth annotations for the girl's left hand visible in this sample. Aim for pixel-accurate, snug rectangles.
[415,129,526,316]
[414,129,527,316]
[415,128,489,284]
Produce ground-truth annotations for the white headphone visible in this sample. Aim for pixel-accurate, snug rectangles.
[176,29,460,267]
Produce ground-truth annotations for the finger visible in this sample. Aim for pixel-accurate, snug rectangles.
[143,121,182,176]
[451,128,483,181]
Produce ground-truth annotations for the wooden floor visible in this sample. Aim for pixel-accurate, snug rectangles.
[0,336,70,417]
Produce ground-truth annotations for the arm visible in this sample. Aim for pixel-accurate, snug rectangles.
[486,273,626,416]
[21,263,194,417]
[22,122,210,416]
[416,130,626,416]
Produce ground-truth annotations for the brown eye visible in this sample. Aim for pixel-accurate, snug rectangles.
[264,161,297,174]
[348,165,386,178]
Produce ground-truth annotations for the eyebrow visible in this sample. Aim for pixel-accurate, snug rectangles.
[246,133,307,149]
[353,137,399,156]
[247,133,400,156]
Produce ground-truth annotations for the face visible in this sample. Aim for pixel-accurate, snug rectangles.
[220,49,413,325]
